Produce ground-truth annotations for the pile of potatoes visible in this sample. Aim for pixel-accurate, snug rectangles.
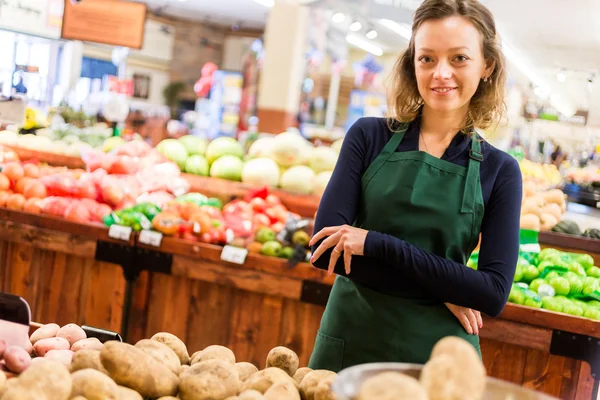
[357,337,486,400]
[0,326,337,400]
[0,323,102,377]
[520,182,567,232]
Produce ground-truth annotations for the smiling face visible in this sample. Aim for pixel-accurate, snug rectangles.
[414,16,493,116]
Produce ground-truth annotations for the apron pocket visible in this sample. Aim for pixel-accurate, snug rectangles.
[309,331,345,372]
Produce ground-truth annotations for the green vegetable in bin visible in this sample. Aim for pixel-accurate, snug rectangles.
[565,273,584,296]
[204,197,223,209]
[542,297,563,312]
[538,248,561,261]
[583,277,599,295]
[176,192,208,205]
[548,276,570,296]
[118,211,152,231]
[521,265,540,283]
[132,203,161,221]
[529,278,545,293]
[584,308,600,320]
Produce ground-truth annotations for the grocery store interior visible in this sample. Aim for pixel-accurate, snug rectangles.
[0,0,599,399]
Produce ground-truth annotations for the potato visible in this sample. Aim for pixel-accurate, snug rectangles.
[117,385,143,400]
[191,345,235,365]
[3,345,32,373]
[0,365,5,386]
[45,349,74,367]
[358,372,427,400]
[430,336,483,365]
[242,367,297,394]
[23,339,33,356]
[70,349,107,374]
[135,339,180,374]
[100,341,179,398]
[71,337,103,352]
[542,189,565,205]
[157,397,180,400]
[151,332,190,365]
[71,397,87,400]
[4,359,72,400]
[314,382,336,400]
[180,364,191,375]
[421,354,485,400]
[264,382,300,400]
[540,213,558,231]
[179,359,240,400]
[299,370,337,400]
[29,323,60,344]
[236,362,259,381]
[265,347,299,376]
[0,377,17,397]
[542,202,562,221]
[292,367,312,385]
[225,397,240,400]
[33,337,70,356]
[70,368,119,400]
[520,213,540,231]
[56,324,86,347]
[238,390,265,400]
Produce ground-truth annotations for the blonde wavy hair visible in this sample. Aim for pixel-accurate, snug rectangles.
[387,0,507,133]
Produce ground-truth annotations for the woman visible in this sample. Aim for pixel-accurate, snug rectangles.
[308,0,522,371]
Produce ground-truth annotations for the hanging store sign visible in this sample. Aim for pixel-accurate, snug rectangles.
[62,0,147,49]
[0,0,63,39]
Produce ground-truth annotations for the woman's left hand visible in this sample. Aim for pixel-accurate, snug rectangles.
[309,225,369,275]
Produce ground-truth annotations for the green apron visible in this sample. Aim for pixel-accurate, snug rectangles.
[309,124,485,372]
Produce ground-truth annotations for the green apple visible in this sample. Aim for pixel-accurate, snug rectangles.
[562,304,584,317]
[545,271,560,281]
[508,287,525,305]
[587,300,600,308]
[522,265,540,283]
[549,277,570,296]
[537,284,556,298]
[584,308,600,320]
[586,266,600,278]
[524,297,542,309]
[529,278,546,293]
[566,274,584,296]
[539,248,561,260]
[542,297,563,312]
[583,277,599,295]
[513,266,524,282]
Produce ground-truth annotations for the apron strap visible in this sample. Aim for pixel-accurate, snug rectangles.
[362,123,408,185]
[461,131,483,213]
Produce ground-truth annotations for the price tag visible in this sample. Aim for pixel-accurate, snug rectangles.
[108,225,132,241]
[139,230,163,247]
[220,245,248,265]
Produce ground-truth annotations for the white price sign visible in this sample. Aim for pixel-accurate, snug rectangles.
[220,245,248,265]
[108,225,132,242]
[139,230,163,247]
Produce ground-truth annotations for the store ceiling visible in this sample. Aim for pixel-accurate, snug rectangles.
[144,0,600,125]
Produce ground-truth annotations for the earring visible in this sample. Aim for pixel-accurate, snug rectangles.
[483,77,488,82]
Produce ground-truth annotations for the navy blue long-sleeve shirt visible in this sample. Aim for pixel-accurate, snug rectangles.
[311,117,523,317]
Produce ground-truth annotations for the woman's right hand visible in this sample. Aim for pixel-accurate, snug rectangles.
[445,303,482,335]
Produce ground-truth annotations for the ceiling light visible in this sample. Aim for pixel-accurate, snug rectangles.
[366,30,378,39]
[253,0,274,7]
[346,34,383,56]
[556,72,566,82]
[332,12,345,23]
[349,21,362,32]
[378,19,411,40]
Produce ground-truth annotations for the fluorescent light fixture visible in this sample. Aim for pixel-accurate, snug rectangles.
[556,71,566,82]
[332,12,345,23]
[253,0,274,7]
[366,29,378,39]
[346,34,383,56]
[349,21,362,31]
[378,19,411,40]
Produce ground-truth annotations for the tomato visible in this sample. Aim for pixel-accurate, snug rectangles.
[23,197,42,213]
[6,193,25,210]
[0,174,9,191]
[249,197,267,213]
[199,205,224,220]
[2,162,24,182]
[64,202,91,223]
[77,181,98,200]
[252,213,271,229]
[189,211,212,234]
[223,200,250,216]
[182,231,198,242]
[23,181,47,199]
[200,232,213,244]
[0,191,10,207]
[271,222,285,233]
[265,194,282,207]
[14,177,34,194]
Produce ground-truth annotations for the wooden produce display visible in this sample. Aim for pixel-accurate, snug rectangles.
[0,209,130,336]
